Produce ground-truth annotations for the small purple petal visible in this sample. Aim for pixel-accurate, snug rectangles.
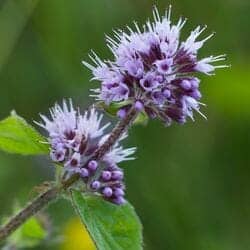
[139,72,159,91]
[101,82,129,103]
[124,59,144,78]
[155,58,173,74]
[50,150,65,162]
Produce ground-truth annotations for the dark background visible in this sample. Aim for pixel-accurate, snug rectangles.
[0,0,250,249]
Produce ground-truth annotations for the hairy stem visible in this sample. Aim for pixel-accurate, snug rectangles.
[0,107,137,242]
[93,107,137,160]
[0,186,59,242]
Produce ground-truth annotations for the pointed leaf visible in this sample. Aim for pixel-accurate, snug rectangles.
[0,111,49,155]
[71,190,143,250]
[133,112,148,126]
[3,204,48,249]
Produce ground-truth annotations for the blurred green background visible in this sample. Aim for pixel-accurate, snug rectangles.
[0,0,250,249]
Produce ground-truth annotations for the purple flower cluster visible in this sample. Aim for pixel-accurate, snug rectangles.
[83,6,227,125]
[87,160,126,205]
[38,100,136,205]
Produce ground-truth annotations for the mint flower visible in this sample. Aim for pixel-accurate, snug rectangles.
[37,100,136,204]
[83,6,227,125]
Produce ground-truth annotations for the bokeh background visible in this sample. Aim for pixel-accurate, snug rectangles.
[0,0,250,249]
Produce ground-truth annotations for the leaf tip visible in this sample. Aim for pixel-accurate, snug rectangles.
[10,110,17,116]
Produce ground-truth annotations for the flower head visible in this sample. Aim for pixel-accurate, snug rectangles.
[37,100,136,205]
[83,6,227,125]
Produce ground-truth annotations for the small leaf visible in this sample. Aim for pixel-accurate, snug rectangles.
[7,215,47,248]
[133,112,148,126]
[97,100,132,117]
[0,111,49,155]
[71,190,143,250]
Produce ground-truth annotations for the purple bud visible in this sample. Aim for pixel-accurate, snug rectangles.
[113,188,125,197]
[112,170,124,180]
[112,196,126,205]
[117,109,127,119]
[162,89,171,98]
[180,80,191,90]
[190,89,202,100]
[134,101,144,112]
[88,160,98,171]
[80,168,89,177]
[101,171,112,181]
[102,187,113,198]
[91,181,101,190]
[190,78,200,89]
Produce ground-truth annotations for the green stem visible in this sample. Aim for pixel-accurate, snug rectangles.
[0,186,59,242]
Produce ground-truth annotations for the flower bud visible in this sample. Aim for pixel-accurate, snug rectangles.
[102,187,113,198]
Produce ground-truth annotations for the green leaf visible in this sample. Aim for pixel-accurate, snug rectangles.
[8,216,47,248]
[2,204,48,249]
[96,100,132,117]
[0,111,49,155]
[71,190,143,250]
[133,112,148,126]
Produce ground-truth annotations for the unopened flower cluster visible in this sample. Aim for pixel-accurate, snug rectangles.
[38,100,136,205]
[84,6,227,125]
